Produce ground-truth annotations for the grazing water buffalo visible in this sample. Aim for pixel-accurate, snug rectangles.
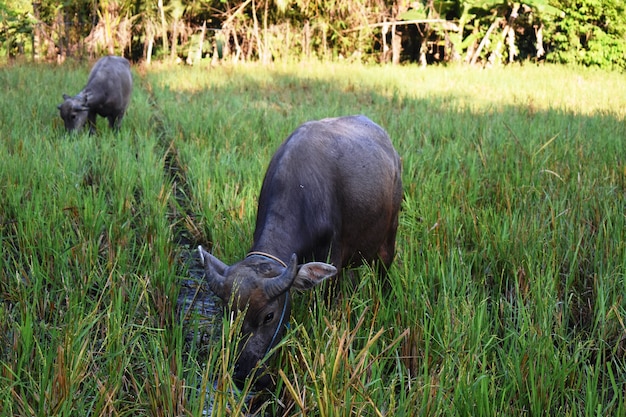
[58,55,132,133]
[199,115,402,389]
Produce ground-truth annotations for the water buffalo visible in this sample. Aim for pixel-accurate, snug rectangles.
[58,55,132,133]
[199,115,402,389]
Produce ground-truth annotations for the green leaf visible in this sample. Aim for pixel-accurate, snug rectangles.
[465,0,505,10]
[432,1,458,15]
[461,32,480,49]
[523,0,565,17]
[398,9,428,21]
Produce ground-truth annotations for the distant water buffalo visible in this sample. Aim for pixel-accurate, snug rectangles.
[58,55,132,133]
[198,115,402,389]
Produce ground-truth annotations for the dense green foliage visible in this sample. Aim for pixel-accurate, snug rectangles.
[547,0,626,70]
[1,61,625,415]
[1,0,625,69]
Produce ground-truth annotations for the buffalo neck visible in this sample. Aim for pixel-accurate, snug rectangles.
[246,251,287,268]
[250,197,312,266]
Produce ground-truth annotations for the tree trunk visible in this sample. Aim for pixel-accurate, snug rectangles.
[419,24,429,68]
[303,20,311,59]
[419,42,427,67]
[221,25,231,60]
[32,1,42,61]
[322,23,327,59]
[249,0,270,64]
[506,25,516,64]
[57,9,66,59]
[390,1,407,65]
[145,25,154,64]
[170,21,178,61]
[104,1,115,55]
[232,27,242,63]
[263,0,270,64]
[535,24,545,59]
[381,22,389,63]
[197,21,206,64]
[391,22,401,65]
[158,0,169,55]
[212,38,219,66]
[146,38,153,64]
[506,3,520,64]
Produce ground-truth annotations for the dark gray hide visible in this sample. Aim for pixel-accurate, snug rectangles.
[199,115,402,389]
[58,56,132,133]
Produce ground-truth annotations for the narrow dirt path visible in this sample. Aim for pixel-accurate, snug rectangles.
[139,75,221,351]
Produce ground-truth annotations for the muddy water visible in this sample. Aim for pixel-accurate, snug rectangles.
[177,251,260,415]
[177,248,223,356]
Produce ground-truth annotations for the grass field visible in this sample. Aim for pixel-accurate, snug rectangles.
[1,60,625,416]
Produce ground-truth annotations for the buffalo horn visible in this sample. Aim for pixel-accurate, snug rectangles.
[198,246,229,300]
[72,103,89,111]
[264,253,298,299]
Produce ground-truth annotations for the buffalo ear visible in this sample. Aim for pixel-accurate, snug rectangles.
[62,93,71,100]
[291,262,337,291]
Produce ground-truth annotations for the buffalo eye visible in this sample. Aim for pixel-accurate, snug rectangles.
[263,312,274,324]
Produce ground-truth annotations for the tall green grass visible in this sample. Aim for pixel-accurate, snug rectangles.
[1,60,624,415]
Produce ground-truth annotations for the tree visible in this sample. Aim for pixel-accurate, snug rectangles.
[84,0,135,56]
[1,0,34,59]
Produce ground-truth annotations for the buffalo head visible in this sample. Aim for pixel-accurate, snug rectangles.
[198,246,337,388]
[58,94,90,132]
